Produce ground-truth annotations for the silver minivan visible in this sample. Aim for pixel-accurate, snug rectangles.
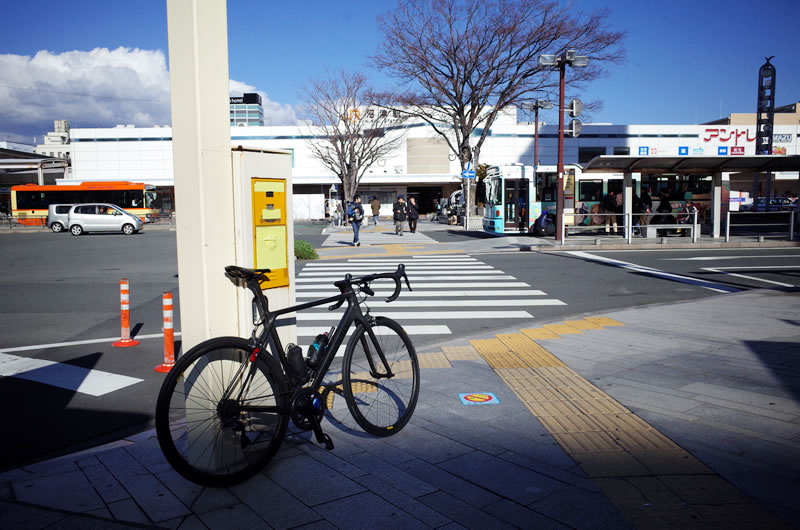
[46,204,73,233]
[68,203,143,236]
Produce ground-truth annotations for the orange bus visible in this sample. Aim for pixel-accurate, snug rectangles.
[11,181,158,226]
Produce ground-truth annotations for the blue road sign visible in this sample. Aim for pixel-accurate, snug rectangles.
[678,146,689,156]
[462,170,476,179]
[639,146,649,156]
[718,146,728,155]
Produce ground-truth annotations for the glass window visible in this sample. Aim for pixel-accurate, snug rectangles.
[613,146,630,155]
[578,180,603,201]
[578,147,606,164]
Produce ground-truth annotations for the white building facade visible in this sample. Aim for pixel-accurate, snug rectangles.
[65,106,800,215]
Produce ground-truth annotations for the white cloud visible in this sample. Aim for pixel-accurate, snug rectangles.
[0,47,296,143]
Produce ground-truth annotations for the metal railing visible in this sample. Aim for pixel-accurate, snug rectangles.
[561,210,698,245]
[726,209,797,242]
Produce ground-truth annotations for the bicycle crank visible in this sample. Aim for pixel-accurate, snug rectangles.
[290,388,335,451]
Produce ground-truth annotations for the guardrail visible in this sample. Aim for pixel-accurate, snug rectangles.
[562,210,698,245]
[725,210,797,242]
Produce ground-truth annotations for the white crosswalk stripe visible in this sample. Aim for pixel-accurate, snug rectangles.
[322,228,435,246]
[294,254,566,349]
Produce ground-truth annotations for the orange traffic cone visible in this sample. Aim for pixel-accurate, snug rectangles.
[113,278,139,347]
[154,292,175,372]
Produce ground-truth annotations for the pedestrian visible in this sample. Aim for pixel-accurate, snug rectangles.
[603,190,618,233]
[632,192,643,236]
[407,196,419,233]
[640,185,653,227]
[393,195,408,236]
[370,196,380,226]
[347,195,364,246]
[615,188,624,229]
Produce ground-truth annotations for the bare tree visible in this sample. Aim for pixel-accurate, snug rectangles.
[373,0,625,172]
[299,71,406,207]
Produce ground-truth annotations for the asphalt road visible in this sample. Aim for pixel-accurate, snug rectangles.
[1,228,797,470]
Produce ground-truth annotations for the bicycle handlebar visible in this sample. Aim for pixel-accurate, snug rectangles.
[331,264,412,306]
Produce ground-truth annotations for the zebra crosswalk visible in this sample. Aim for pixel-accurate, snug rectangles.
[321,226,436,246]
[295,255,566,350]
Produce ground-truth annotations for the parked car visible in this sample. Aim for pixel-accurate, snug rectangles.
[67,203,143,236]
[46,204,73,233]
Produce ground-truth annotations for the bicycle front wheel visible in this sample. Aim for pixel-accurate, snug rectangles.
[342,317,419,436]
[155,337,289,487]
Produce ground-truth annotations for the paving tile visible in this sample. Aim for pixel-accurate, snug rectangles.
[120,472,191,522]
[417,490,514,529]
[438,451,564,505]
[347,452,437,498]
[299,442,370,479]
[198,503,269,529]
[80,463,129,504]
[190,488,239,514]
[684,403,800,440]
[693,503,791,530]
[679,381,800,416]
[593,477,704,529]
[496,451,598,492]
[355,473,452,527]
[483,498,570,529]
[0,500,66,529]
[573,451,650,477]
[96,446,151,481]
[315,491,429,529]
[107,498,151,525]
[379,423,474,464]
[153,467,205,509]
[13,470,104,513]
[529,486,630,529]
[267,454,366,506]
[398,458,500,508]
[659,474,753,505]
[293,519,339,530]
[231,473,322,528]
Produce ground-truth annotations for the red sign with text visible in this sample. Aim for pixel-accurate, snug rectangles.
[731,146,745,155]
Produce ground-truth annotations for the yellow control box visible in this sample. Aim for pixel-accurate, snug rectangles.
[251,178,289,288]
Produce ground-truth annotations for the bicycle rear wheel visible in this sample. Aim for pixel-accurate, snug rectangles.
[155,337,289,487]
[342,317,419,436]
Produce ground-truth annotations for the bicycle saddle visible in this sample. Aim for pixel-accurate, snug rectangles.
[224,265,272,282]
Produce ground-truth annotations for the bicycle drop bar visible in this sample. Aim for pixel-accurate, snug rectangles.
[330,264,412,308]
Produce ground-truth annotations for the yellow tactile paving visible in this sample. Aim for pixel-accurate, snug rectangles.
[537,414,604,434]
[556,385,609,401]
[495,367,551,390]
[384,244,412,256]
[523,399,583,417]
[470,339,527,368]
[496,333,565,367]
[516,386,565,403]
[542,323,584,336]
[563,319,604,330]
[589,413,654,432]
[611,429,681,452]
[551,431,623,453]
[571,398,631,415]
[441,345,483,361]
[533,366,588,388]
[521,327,561,340]
[417,351,452,369]
[584,316,625,327]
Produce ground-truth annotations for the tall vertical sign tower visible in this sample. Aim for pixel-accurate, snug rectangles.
[755,57,776,204]
[755,57,776,155]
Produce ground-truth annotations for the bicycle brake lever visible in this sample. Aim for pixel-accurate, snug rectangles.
[362,285,375,296]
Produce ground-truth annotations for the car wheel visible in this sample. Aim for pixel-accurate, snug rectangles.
[122,223,135,235]
[51,222,64,233]
[70,225,83,236]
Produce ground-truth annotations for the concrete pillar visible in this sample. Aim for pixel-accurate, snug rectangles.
[167,0,238,349]
[712,171,722,238]
[623,171,632,236]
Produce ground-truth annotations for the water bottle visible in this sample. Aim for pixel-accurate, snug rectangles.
[286,343,306,376]
[306,332,330,368]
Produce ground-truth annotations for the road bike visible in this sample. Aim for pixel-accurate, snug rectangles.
[155,264,419,487]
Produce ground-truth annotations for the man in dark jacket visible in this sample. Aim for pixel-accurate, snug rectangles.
[603,191,618,233]
[393,196,408,235]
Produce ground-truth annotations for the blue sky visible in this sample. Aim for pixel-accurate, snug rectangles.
[1,0,798,143]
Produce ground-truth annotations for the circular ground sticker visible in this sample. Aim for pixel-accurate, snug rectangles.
[458,392,500,405]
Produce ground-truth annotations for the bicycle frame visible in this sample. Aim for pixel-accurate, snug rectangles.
[238,278,393,406]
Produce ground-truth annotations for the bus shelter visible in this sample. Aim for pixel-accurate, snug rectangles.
[581,155,800,238]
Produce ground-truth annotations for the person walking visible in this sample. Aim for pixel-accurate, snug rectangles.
[603,190,618,233]
[347,195,364,246]
[393,195,408,236]
[407,196,419,233]
[370,196,380,226]
[640,185,653,227]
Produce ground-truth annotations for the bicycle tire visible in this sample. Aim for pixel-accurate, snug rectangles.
[155,336,289,487]
[342,317,419,437]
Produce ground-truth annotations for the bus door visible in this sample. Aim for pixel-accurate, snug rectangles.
[504,178,528,232]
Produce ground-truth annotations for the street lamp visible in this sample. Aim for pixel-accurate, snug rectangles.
[539,49,588,241]
[524,100,553,168]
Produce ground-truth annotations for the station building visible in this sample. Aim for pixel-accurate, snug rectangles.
[56,102,800,216]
